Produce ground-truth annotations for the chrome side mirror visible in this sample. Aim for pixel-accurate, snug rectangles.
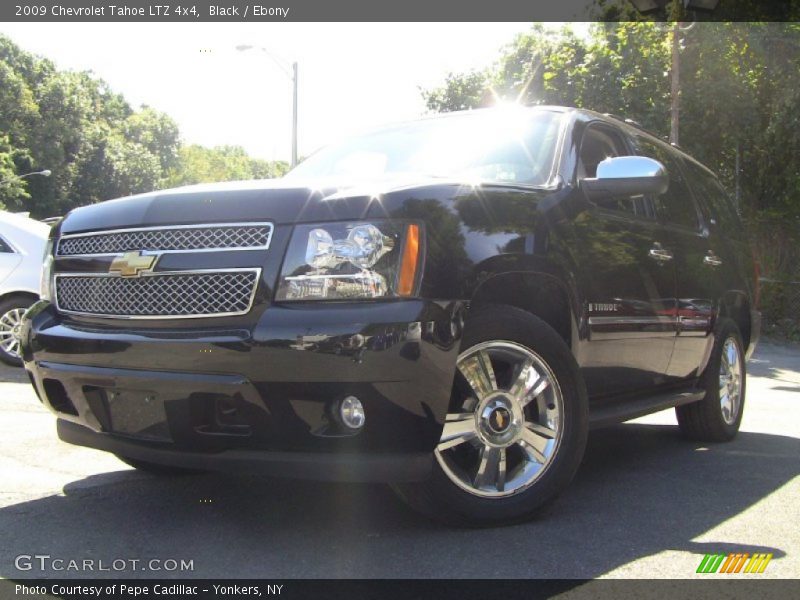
[581,156,669,198]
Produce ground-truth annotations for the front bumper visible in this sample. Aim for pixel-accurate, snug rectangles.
[56,420,432,482]
[23,300,462,482]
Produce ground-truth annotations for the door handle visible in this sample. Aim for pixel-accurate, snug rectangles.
[648,243,673,263]
[703,251,723,267]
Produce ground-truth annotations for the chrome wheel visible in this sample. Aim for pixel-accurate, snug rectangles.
[0,307,25,360]
[436,340,564,498]
[676,319,746,443]
[719,336,743,425]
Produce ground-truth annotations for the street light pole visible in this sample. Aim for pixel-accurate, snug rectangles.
[0,169,51,186]
[292,61,298,167]
[235,45,299,167]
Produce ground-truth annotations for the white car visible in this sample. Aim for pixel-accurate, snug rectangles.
[0,211,49,366]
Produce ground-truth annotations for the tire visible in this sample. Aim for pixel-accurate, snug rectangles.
[676,318,746,442]
[0,295,35,367]
[116,455,202,476]
[393,305,589,527]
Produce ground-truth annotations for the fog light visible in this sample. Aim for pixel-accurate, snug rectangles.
[339,396,365,430]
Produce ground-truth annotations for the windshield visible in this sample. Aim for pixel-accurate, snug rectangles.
[285,108,565,187]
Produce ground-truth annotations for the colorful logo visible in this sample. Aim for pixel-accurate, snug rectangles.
[697,552,773,574]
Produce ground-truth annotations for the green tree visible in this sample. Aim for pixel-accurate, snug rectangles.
[163,145,289,188]
[0,135,31,210]
[123,106,181,174]
[421,22,799,232]
[0,33,287,218]
[422,71,492,112]
[590,0,800,21]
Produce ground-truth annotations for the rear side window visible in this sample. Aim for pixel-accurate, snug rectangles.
[578,125,657,220]
[634,136,700,231]
[0,236,13,253]
[682,159,742,235]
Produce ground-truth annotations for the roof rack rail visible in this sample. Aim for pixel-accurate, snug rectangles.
[602,113,664,141]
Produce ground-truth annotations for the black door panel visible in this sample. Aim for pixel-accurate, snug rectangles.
[631,136,717,381]
[572,124,678,398]
[572,209,677,397]
[663,226,718,379]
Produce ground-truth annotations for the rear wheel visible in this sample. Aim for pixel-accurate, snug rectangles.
[393,305,588,526]
[676,318,746,442]
[0,295,35,367]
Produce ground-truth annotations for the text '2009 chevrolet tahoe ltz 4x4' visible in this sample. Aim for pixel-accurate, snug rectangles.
[21,106,760,526]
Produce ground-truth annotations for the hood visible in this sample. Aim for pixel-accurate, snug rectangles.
[58,175,466,234]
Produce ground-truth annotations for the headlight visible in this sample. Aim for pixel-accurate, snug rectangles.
[40,238,55,301]
[276,221,421,301]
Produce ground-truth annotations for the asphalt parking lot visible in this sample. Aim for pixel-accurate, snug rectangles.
[1,340,798,580]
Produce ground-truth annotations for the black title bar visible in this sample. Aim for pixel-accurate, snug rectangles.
[2,0,798,22]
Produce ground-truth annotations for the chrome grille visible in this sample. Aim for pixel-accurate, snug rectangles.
[57,223,273,256]
[55,270,260,319]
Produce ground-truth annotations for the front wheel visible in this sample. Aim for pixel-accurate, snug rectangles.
[393,306,588,526]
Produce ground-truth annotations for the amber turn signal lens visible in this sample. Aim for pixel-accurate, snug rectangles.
[397,224,420,297]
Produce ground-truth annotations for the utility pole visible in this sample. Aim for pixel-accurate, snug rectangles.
[628,1,721,145]
[735,142,741,210]
[670,20,681,145]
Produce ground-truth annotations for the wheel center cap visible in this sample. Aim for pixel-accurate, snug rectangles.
[487,407,511,433]
[477,395,521,447]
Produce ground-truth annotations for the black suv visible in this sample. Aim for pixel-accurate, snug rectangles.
[22,106,760,525]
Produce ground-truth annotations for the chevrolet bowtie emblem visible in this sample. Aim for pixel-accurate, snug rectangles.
[489,407,510,432]
[109,251,157,277]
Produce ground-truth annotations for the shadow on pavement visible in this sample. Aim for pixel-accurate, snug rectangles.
[1,423,796,579]
[771,385,800,393]
[747,340,800,381]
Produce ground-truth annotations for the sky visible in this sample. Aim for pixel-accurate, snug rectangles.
[0,22,580,163]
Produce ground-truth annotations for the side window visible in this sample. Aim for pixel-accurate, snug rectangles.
[0,237,13,253]
[578,125,656,220]
[683,159,742,235]
[634,136,700,231]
